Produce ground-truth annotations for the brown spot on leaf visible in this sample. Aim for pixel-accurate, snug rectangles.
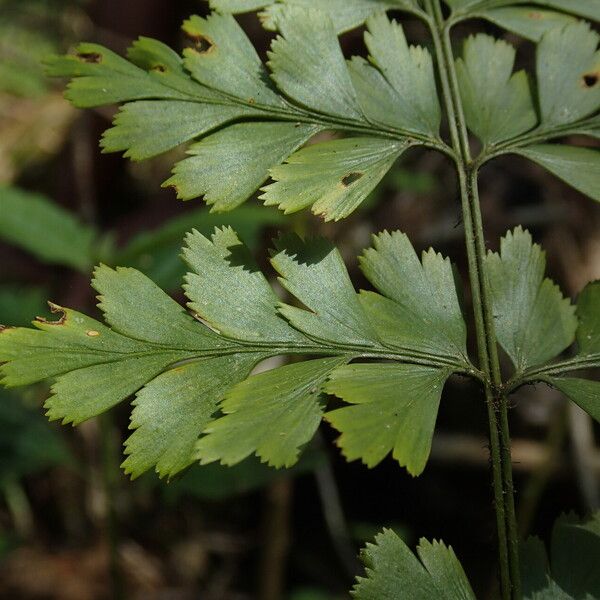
[582,72,599,88]
[186,33,214,54]
[341,172,364,187]
[86,330,100,337]
[247,98,256,104]
[0,324,13,333]
[77,52,102,64]
[151,64,167,73]
[527,11,543,20]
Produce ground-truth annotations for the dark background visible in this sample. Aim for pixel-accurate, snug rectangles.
[0,1,598,598]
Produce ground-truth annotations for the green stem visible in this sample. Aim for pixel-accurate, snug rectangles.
[425,2,521,597]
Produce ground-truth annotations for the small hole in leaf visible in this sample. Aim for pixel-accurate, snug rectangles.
[164,184,179,195]
[582,72,599,88]
[186,33,214,54]
[342,172,364,187]
[77,52,102,63]
[35,309,66,326]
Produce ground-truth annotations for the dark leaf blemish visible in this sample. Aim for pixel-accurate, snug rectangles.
[582,72,599,88]
[186,33,215,54]
[342,172,364,187]
[77,52,102,64]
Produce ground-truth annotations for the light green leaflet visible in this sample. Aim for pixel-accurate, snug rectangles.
[450,7,600,205]
[182,227,306,344]
[46,8,441,220]
[0,229,473,478]
[487,232,599,425]
[360,12,441,137]
[262,138,411,221]
[101,101,257,160]
[472,7,575,42]
[456,34,536,145]
[485,227,577,373]
[163,122,322,210]
[325,364,450,475]
[352,529,476,599]
[271,234,381,348]
[521,512,600,599]
[444,0,600,22]
[513,145,600,203]
[123,354,262,478]
[536,22,600,129]
[541,282,600,423]
[353,514,600,599]
[196,357,348,468]
[457,25,599,203]
[469,20,600,202]
[359,231,468,362]
[209,0,425,33]
[182,13,284,108]
[267,7,363,119]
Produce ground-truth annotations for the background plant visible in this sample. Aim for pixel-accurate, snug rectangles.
[0,0,599,598]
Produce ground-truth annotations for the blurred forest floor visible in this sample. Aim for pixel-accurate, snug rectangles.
[0,1,598,599]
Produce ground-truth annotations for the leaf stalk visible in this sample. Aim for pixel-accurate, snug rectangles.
[425,1,522,597]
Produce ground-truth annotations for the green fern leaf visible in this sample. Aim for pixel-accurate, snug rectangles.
[101,101,256,160]
[352,528,476,599]
[268,7,362,118]
[360,12,441,136]
[123,354,263,478]
[47,8,442,220]
[183,227,301,343]
[210,0,425,33]
[472,7,575,42]
[539,282,600,423]
[522,512,600,599]
[45,41,206,107]
[271,234,380,347]
[514,145,600,203]
[0,229,473,478]
[196,357,348,468]
[471,22,600,202]
[182,13,284,107]
[537,22,600,129]
[456,34,536,145]
[325,364,450,475]
[262,137,411,221]
[485,227,577,373]
[359,231,469,362]
[163,122,321,208]
[445,0,600,22]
